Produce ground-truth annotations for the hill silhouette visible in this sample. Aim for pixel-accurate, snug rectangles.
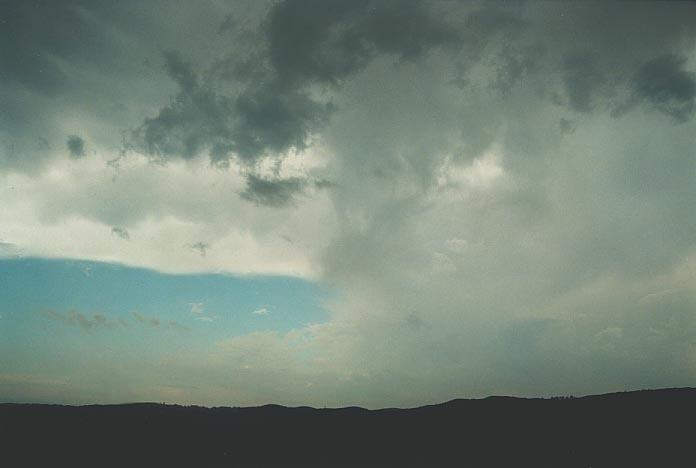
[1,387,694,467]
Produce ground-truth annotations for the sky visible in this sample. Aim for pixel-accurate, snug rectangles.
[1,0,696,408]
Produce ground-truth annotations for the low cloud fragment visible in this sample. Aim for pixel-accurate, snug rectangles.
[240,175,306,207]
[66,135,86,158]
[189,242,210,257]
[111,227,130,240]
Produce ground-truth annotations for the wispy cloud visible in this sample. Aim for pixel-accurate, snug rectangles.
[188,301,215,322]
[131,311,190,331]
[42,309,125,331]
[131,311,160,327]
[167,320,191,331]
[639,288,678,302]
[43,308,191,333]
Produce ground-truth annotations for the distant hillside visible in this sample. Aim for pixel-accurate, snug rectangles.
[2,388,695,467]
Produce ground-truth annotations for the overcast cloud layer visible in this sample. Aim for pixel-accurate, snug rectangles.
[2,0,696,407]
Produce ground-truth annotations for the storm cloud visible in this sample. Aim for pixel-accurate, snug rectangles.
[127,0,463,203]
[66,135,86,158]
[240,174,307,207]
[630,54,696,122]
[3,0,696,407]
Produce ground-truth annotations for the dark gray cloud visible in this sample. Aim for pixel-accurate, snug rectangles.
[66,135,85,158]
[240,174,306,207]
[561,52,606,113]
[127,0,463,206]
[232,85,333,161]
[630,54,696,122]
[491,45,545,95]
[126,0,696,194]
[0,0,94,95]
[189,242,210,257]
[266,0,460,86]
[0,0,238,93]
[111,226,130,240]
[130,52,234,163]
[130,52,332,166]
[0,0,255,173]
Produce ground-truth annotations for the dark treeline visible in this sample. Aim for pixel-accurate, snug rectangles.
[1,388,694,467]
